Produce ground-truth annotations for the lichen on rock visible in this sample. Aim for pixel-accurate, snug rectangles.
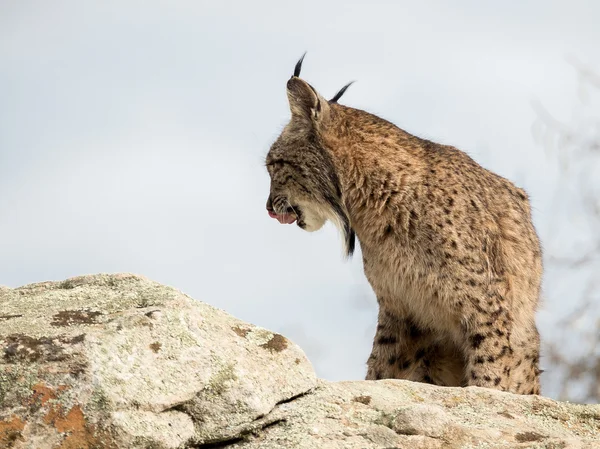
[1,274,598,449]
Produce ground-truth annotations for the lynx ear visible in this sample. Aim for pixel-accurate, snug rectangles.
[286,77,323,121]
[286,54,328,123]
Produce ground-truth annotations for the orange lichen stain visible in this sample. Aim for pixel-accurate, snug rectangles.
[43,404,117,449]
[31,382,57,406]
[0,415,26,447]
[54,405,85,433]
[26,383,69,412]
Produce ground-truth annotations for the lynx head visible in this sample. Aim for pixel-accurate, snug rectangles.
[265,54,355,256]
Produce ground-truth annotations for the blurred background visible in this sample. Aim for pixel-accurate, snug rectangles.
[1,1,598,403]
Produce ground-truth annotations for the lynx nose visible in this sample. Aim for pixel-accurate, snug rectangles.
[266,195,277,218]
[266,195,274,212]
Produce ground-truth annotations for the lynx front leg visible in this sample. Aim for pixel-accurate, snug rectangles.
[366,307,463,386]
[366,308,422,381]
[508,322,542,395]
[463,307,527,393]
[464,329,510,390]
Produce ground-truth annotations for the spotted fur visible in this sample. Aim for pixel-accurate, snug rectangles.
[265,57,542,395]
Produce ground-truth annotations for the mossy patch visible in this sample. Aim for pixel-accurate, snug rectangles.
[88,388,112,414]
[2,333,85,363]
[353,395,372,405]
[515,431,546,442]
[207,363,238,396]
[259,334,288,353]
[0,366,39,408]
[51,310,102,326]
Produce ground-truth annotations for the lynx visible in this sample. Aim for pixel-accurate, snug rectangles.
[265,55,542,395]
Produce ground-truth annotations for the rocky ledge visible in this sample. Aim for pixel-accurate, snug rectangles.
[0,274,598,448]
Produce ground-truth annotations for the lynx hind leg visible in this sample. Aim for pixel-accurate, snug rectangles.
[366,309,463,387]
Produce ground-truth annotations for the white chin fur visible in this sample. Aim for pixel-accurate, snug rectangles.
[299,207,327,232]
[296,201,352,256]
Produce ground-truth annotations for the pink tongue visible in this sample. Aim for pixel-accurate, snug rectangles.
[268,210,297,224]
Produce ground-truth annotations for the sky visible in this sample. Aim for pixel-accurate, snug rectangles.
[1,1,599,400]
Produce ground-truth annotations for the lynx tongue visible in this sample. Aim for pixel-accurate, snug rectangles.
[268,210,297,224]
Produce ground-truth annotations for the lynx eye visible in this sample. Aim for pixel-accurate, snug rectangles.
[267,160,287,170]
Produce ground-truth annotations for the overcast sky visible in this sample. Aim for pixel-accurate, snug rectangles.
[1,1,599,399]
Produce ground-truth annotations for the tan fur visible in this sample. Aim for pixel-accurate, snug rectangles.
[266,67,542,395]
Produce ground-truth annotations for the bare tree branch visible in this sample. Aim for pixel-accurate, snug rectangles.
[536,58,600,403]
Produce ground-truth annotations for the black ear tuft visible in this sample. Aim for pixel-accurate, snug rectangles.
[330,81,355,103]
[293,52,307,78]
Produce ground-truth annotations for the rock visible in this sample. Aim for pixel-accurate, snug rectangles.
[0,274,316,448]
[1,274,599,449]
[240,380,600,448]
[391,404,454,438]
